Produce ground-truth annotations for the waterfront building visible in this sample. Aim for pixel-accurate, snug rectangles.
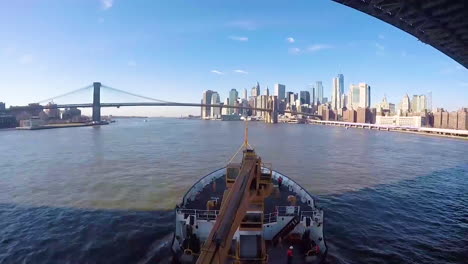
[300,91,310,105]
[45,102,61,119]
[448,111,458,129]
[376,115,425,128]
[356,107,375,124]
[458,108,468,130]
[211,92,221,119]
[376,96,396,116]
[62,107,81,122]
[0,114,16,128]
[0,102,5,112]
[331,74,344,110]
[243,88,248,100]
[201,90,214,119]
[343,109,357,122]
[229,89,239,115]
[274,84,286,101]
[251,82,260,97]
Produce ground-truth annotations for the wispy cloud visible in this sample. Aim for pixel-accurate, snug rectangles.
[100,0,114,10]
[228,36,248,42]
[233,69,248,74]
[378,34,385,40]
[375,42,385,55]
[18,54,33,64]
[210,70,224,75]
[286,37,295,43]
[289,47,301,55]
[375,42,385,51]
[128,60,136,67]
[227,20,258,31]
[307,44,332,52]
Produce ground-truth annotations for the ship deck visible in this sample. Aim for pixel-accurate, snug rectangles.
[183,173,314,214]
[178,171,325,263]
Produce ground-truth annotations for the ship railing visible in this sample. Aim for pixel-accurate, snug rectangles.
[276,206,300,216]
[300,211,315,217]
[263,212,277,224]
[176,208,220,221]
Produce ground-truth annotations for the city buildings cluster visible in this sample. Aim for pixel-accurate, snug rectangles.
[0,101,86,129]
[200,73,467,130]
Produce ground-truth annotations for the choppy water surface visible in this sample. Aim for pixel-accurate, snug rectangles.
[0,119,467,263]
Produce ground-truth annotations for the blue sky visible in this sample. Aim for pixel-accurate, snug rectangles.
[0,0,466,116]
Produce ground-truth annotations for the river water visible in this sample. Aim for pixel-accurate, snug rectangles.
[0,119,467,264]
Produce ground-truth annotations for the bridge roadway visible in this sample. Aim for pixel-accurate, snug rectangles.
[38,102,322,118]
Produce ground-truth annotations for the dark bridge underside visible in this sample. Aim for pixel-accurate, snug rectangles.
[333,0,468,68]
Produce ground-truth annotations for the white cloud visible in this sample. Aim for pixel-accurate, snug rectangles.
[374,42,385,56]
[227,20,258,31]
[307,44,332,52]
[18,54,33,64]
[286,37,295,43]
[128,60,136,67]
[228,36,248,42]
[100,0,114,10]
[378,34,385,40]
[289,47,301,55]
[210,70,224,75]
[233,69,248,74]
[375,43,385,50]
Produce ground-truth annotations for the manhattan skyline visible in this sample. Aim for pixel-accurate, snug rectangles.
[0,0,467,117]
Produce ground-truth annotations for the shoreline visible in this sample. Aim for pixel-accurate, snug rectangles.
[307,120,468,140]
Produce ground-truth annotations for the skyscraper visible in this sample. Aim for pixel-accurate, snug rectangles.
[274,84,286,101]
[332,74,344,110]
[427,91,432,112]
[300,91,310,105]
[243,88,247,100]
[308,85,315,105]
[229,89,239,115]
[410,94,427,113]
[251,82,260,97]
[399,94,411,115]
[201,90,214,119]
[316,81,324,105]
[210,92,221,119]
[348,83,371,109]
[265,86,270,96]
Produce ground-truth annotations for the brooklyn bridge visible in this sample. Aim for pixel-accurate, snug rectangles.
[6,82,322,124]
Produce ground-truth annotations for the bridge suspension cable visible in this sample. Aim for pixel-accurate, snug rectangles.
[36,85,93,104]
[101,84,174,104]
